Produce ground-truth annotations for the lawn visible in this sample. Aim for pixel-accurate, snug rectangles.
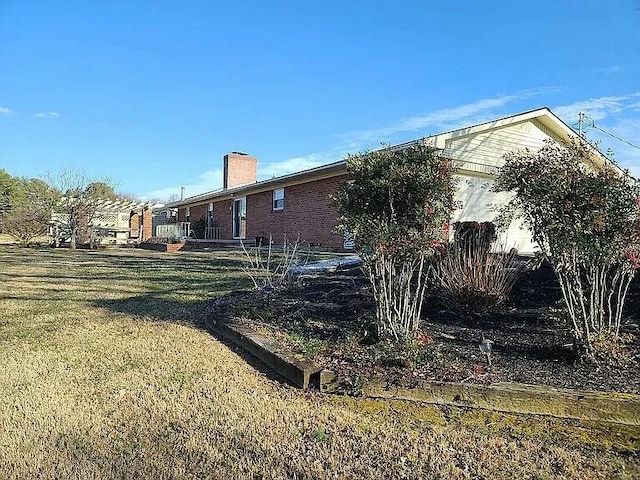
[0,246,638,479]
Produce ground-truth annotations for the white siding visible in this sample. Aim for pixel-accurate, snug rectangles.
[451,173,538,254]
[445,120,553,255]
[443,120,551,172]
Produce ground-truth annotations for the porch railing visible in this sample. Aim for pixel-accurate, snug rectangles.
[155,222,191,239]
[205,227,222,240]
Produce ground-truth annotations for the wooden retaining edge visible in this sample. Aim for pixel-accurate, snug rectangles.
[357,375,640,426]
[205,317,323,389]
[204,308,639,425]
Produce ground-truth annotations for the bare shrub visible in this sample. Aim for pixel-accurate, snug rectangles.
[240,234,304,290]
[48,170,115,250]
[1,176,57,246]
[433,222,525,311]
[363,240,432,339]
[3,204,49,246]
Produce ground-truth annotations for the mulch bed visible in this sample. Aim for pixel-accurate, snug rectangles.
[208,264,640,395]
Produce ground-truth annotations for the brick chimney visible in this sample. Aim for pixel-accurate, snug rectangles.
[223,152,258,189]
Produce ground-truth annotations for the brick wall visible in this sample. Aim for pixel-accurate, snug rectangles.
[176,174,349,250]
[178,207,186,222]
[178,205,206,223]
[142,207,153,241]
[178,201,232,239]
[212,199,233,239]
[189,204,208,223]
[245,175,348,249]
[129,212,140,238]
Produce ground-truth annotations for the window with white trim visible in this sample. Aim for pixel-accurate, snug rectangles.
[273,188,284,210]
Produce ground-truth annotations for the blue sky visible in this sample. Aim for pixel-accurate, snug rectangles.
[1,1,639,200]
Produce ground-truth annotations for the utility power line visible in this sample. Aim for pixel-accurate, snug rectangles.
[590,124,640,151]
[577,112,640,152]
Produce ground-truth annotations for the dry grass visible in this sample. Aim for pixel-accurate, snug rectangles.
[0,246,638,479]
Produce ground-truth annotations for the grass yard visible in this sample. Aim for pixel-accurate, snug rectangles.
[0,246,638,479]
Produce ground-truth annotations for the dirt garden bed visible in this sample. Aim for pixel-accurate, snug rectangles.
[207,263,640,398]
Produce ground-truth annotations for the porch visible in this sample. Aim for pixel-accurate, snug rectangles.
[155,222,191,239]
[153,223,223,241]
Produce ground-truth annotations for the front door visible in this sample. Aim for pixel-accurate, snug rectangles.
[232,198,246,239]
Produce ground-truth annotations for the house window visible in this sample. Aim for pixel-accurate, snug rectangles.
[185,207,190,222]
[273,188,284,210]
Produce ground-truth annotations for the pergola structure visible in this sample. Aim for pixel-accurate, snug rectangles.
[49,199,157,247]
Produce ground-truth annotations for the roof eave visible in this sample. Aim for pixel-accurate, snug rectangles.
[167,160,347,208]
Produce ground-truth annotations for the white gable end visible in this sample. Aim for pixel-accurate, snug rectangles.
[443,119,556,175]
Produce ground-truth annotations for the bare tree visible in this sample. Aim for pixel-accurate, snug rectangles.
[4,204,50,246]
[48,169,114,250]
[166,192,180,203]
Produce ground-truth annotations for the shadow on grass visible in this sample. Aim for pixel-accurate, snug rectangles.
[92,292,293,386]
[90,276,243,326]
[94,295,209,328]
[0,245,246,274]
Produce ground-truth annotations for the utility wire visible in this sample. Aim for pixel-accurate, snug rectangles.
[589,123,640,151]
[579,113,640,151]
[570,115,628,172]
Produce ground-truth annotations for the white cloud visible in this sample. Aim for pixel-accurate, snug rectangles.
[144,154,350,201]
[586,118,640,176]
[552,93,640,175]
[33,111,60,119]
[265,89,559,177]
[0,106,13,116]
[144,89,640,198]
[553,93,640,122]
[145,90,559,198]
[341,87,561,146]
[611,119,640,141]
[142,168,223,201]
[258,152,343,180]
[590,65,626,75]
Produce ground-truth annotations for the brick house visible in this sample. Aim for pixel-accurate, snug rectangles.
[167,108,608,254]
[169,152,347,249]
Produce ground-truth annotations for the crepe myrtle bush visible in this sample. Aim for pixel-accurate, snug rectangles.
[334,144,455,341]
[494,139,640,354]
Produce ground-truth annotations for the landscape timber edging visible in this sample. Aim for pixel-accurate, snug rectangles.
[205,316,323,389]
[357,375,640,426]
[204,301,640,425]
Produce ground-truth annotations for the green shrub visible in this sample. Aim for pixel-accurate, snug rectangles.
[495,139,640,354]
[334,144,455,341]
